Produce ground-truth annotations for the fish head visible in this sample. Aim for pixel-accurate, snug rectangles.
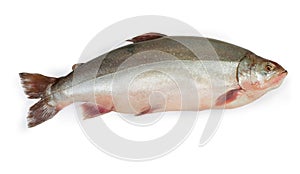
[238,52,287,91]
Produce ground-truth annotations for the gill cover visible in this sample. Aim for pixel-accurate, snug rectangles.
[237,52,258,90]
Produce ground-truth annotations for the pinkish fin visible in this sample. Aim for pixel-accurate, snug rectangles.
[72,63,84,70]
[135,106,152,116]
[127,32,166,43]
[215,88,242,106]
[135,105,164,116]
[80,103,112,119]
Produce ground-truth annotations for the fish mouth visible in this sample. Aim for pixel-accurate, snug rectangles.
[280,70,288,78]
[282,70,288,75]
[272,69,288,85]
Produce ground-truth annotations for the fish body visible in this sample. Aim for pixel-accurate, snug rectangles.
[20,33,287,127]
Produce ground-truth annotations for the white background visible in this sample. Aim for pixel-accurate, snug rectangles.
[1,0,299,173]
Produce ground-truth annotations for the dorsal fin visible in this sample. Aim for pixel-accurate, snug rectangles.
[72,63,84,70]
[127,32,166,43]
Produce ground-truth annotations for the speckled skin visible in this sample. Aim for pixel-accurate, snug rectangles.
[49,36,287,116]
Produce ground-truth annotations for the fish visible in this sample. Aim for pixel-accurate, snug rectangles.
[19,33,288,127]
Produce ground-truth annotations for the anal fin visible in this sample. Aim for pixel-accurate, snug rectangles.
[80,103,112,119]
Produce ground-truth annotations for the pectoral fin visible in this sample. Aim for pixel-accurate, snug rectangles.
[215,88,242,106]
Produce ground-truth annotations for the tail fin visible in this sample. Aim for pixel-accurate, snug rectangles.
[19,73,61,127]
[19,73,57,99]
[27,98,59,127]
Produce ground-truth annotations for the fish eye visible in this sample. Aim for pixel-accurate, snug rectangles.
[265,63,275,72]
